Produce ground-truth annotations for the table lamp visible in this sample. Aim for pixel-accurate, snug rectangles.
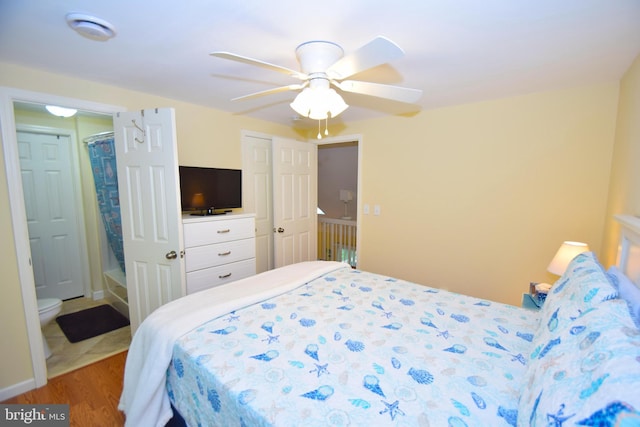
[340,190,353,220]
[547,241,590,276]
[191,192,206,215]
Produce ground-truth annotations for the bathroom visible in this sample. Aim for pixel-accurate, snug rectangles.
[14,101,130,377]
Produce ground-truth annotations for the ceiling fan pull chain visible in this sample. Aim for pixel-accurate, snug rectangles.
[325,116,329,136]
[317,120,322,139]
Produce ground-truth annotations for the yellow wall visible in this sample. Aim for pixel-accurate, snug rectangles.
[602,54,640,266]
[341,83,619,304]
[0,127,33,393]
[0,62,297,392]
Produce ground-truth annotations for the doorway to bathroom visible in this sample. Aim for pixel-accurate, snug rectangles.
[11,100,130,380]
[13,102,117,303]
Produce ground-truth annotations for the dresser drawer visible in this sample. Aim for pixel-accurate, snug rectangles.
[185,238,256,272]
[186,258,256,294]
[183,217,254,247]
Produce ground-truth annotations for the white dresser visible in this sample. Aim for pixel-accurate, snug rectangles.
[182,213,256,294]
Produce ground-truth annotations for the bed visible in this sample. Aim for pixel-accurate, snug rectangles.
[119,215,640,427]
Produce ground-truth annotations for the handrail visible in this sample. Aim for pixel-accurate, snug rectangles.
[318,216,357,267]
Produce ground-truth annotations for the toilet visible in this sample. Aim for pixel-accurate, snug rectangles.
[37,298,63,358]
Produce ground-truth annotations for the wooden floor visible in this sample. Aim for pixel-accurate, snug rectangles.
[3,351,127,426]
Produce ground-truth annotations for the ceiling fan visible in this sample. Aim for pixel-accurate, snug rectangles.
[210,36,423,121]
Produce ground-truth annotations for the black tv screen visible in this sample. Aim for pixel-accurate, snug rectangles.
[179,166,242,212]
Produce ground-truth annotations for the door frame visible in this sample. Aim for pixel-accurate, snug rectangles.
[0,86,124,390]
[16,124,92,300]
[241,130,363,270]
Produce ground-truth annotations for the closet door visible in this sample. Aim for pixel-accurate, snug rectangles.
[272,137,317,267]
[113,108,185,334]
[241,133,274,273]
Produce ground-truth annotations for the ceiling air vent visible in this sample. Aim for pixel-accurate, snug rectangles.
[66,13,116,41]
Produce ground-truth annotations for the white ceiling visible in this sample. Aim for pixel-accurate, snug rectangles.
[1,1,639,129]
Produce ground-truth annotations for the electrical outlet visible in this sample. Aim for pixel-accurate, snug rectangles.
[374,205,381,216]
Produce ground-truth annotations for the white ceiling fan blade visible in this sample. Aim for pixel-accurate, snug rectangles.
[211,52,307,80]
[334,80,423,103]
[231,83,307,101]
[327,36,404,80]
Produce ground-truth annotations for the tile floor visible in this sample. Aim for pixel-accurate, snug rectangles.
[43,297,131,378]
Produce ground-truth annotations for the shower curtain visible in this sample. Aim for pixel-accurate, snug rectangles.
[87,135,126,274]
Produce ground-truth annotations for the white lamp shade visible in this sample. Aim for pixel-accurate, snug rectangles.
[290,87,348,120]
[339,189,353,202]
[547,241,590,276]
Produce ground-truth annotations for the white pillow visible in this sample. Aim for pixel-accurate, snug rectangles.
[607,265,640,328]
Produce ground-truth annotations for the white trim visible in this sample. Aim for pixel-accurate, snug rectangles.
[614,214,640,290]
[0,86,124,390]
[240,129,274,141]
[0,378,37,401]
[93,289,106,300]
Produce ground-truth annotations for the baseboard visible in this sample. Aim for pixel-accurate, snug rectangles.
[92,289,105,300]
[0,378,36,401]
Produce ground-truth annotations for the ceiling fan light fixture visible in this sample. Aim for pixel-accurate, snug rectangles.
[290,87,348,121]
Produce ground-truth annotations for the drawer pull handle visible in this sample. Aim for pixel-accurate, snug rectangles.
[217,229,231,234]
[219,273,232,279]
[218,251,231,256]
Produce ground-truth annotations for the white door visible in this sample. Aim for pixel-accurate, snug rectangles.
[113,108,185,333]
[18,131,85,300]
[241,133,274,273]
[272,137,317,267]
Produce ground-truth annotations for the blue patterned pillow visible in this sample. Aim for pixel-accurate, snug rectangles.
[518,299,640,425]
[537,252,617,333]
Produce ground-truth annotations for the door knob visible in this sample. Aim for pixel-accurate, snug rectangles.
[277,227,284,233]
[165,250,178,260]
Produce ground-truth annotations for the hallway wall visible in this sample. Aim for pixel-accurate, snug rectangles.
[318,142,358,219]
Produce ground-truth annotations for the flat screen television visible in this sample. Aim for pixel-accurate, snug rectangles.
[179,166,242,214]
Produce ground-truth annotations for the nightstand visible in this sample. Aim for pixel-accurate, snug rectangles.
[521,293,543,311]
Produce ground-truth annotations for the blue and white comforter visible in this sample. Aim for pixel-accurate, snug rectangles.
[167,266,539,426]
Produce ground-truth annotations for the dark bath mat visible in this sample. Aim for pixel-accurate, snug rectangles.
[56,304,129,343]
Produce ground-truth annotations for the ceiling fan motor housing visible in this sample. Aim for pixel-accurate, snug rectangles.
[295,41,344,74]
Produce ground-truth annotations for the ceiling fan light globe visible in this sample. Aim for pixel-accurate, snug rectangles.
[290,87,348,120]
[290,88,314,117]
[325,89,348,118]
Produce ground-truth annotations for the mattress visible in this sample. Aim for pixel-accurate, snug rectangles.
[167,266,539,426]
